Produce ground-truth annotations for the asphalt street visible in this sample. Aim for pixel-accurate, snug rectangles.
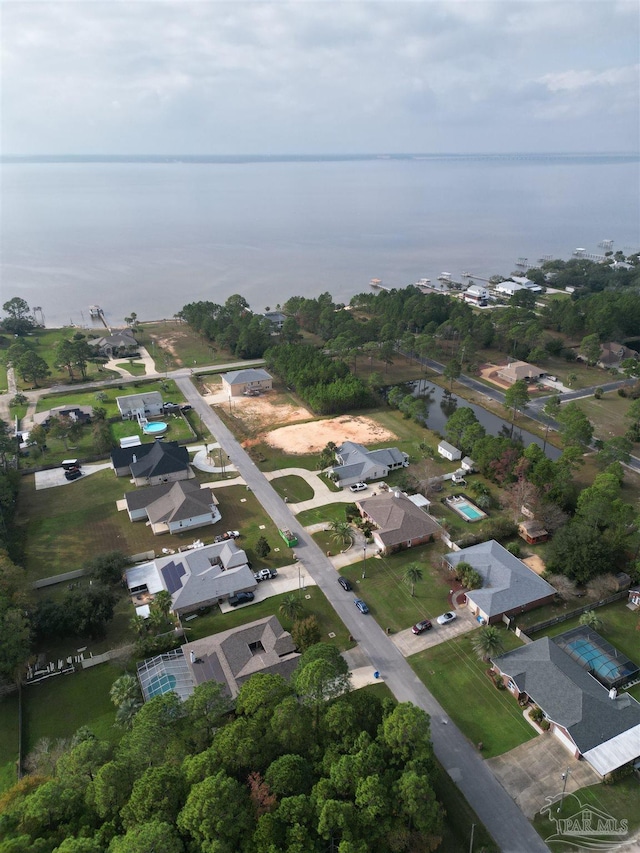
[175,375,551,853]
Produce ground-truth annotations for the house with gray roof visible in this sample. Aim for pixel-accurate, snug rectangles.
[492,636,640,776]
[116,390,164,419]
[444,540,556,624]
[357,490,442,555]
[123,480,220,534]
[126,540,256,616]
[32,404,94,429]
[330,441,409,488]
[88,327,138,358]
[128,441,191,486]
[221,368,273,397]
[437,440,461,462]
[136,616,300,703]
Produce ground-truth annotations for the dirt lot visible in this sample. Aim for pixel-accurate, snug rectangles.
[522,555,546,576]
[264,415,398,454]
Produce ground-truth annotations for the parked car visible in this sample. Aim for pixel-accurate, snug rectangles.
[338,576,352,591]
[253,569,277,582]
[226,530,240,539]
[64,469,82,481]
[180,404,192,412]
[411,619,432,634]
[228,591,255,607]
[354,598,370,614]
[349,482,367,492]
[61,459,80,471]
[436,612,456,625]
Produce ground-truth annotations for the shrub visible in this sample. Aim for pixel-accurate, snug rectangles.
[483,518,518,543]
[505,541,522,557]
[530,706,544,723]
[594,387,603,400]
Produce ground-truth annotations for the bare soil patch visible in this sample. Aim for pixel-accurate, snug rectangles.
[264,415,398,455]
[522,555,546,576]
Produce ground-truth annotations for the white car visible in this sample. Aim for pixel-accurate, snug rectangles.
[436,612,457,626]
[349,482,367,492]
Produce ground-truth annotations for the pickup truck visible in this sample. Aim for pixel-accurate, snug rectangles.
[254,568,277,582]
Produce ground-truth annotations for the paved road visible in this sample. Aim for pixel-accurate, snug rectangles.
[175,375,550,853]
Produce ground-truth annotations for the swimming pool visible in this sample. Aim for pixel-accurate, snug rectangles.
[145,672,177,698]
[143,421,168,436]
[445,495,487,523]
[553,626,640,689]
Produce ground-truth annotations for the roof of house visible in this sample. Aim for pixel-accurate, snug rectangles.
[518,519,548,538]
[116,391,163,412]
[495,281,524,294]
[332,441,406,481]
[32,405,93,426]
[126,541,255,613]
[184,616,299,697]
[498,360,544,381]
[358,491,442,548]
[221,368,272,385]
[493,637,640,774]
[125,480,218,524]
[129,441,190,479]
[437,440,460,455]
[445,540,556,617]
[466,284,487,295]
[598,342,639,366]
[88,328,138,349]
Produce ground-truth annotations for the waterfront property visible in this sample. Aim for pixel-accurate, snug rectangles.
[444,540,556,625]
[437,440,461,462]
[88,327,138,358]
[445,494,486,523]
[492,635,640,777]
[329,441,409,488]
[356,490,442,555]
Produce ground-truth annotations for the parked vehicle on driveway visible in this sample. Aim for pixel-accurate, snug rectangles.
[61,459,80,471]
[254,569,277,582]
[64,469,82,481]
[228,591,255,607]
[436,612,456,625]
[354,598,370,614]
[349,482,367,492]
[412,619,432,634]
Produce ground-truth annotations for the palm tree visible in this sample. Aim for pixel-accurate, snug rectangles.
[329,521,353,549]
[153,590,173,620]
[129,614,148,637]
[579,610,604,632]
[109,673,141,708]
[279,594,304,621]
[115,697,142,729]
[471,625,505,662]
[403,563,423,597]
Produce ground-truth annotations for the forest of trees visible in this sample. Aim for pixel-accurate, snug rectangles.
[0,649,446,853]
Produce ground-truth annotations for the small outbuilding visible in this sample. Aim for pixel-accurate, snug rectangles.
[437,441,462,462]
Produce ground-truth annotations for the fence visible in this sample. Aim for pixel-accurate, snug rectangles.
[520,590,629,635]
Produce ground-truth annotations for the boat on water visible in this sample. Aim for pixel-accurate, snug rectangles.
[89,305,103,318]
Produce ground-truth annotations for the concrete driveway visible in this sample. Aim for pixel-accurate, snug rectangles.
[34,462,112,490]
[218,563,316,613]
[487,732,600,818]
[391,606,477,657]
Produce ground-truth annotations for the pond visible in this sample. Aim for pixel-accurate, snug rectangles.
[409,379,561,460]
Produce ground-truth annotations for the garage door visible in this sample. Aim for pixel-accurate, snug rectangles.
[553,725,577,755]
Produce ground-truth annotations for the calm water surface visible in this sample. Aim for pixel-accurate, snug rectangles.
[1,155,638,327]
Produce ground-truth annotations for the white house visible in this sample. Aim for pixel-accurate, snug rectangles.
[116,391,164,420]
[494,281,525,297]
[511,276,543,293]
[463,284,488,303]
[437,441,462,462]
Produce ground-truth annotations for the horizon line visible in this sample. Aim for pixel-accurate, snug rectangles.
[2,151,639,161]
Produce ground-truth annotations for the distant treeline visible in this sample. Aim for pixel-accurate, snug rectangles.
[265,344,372,414]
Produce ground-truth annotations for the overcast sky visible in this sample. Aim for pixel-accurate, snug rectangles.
[3,1,639,155]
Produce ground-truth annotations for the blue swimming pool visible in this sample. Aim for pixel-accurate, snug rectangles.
[143,421,168,436]
[146,672,177,697]
[446,496,487,523]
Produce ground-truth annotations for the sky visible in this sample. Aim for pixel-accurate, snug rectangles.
[2,0,639,156]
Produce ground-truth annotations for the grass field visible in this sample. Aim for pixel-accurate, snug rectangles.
[36,377,185,416]
[409,630,535,758]
[296,503,354,527]
[137,321,235,369]
[578,391,638,442]
[337,542,454,632]
[269,474,315,503]
[114,360,147,376]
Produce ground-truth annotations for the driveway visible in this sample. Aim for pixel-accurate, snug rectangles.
[391,607,477,657]
[34,462,112,490]
[218,563,316,613]
[487,733,600,818]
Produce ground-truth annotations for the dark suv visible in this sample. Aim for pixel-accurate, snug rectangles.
[338,577,352,591]
[228,591,255,607]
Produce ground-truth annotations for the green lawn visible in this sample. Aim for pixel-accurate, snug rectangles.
[296,503,355,527]
[114,360,147,376]
[184,586,354,652]
[137,321,241,370]
[532,776,640,849]
[578,391,639,442]
[37,378,185,416]
[338,542,455,633]
[409,630,536,758]
[269,474,315,503]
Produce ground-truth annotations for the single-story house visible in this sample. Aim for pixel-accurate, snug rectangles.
[510,276,543,293]
[32,405,93,429]
[444,540,556,624]
[111,440,191,483]
[496,360,544,385]
[596,342,639,370]
[126,540,256,616]
[437,441,461,462]
[494,280,525,297]
[88,328,138,358]
[124,480,220,534]
[518,519,549,545]
[356,490,443,555]
[136,616,300,703]
[262,311,287,330]
[116,391,164,420]
[221,368,273,397]
[330,441,409,487]
[492,635,640,777]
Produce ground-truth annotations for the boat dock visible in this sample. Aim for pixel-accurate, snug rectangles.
[89,306,109,330]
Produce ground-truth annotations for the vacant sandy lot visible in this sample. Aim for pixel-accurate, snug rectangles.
[522,555,546,576]
[264,415,397,455]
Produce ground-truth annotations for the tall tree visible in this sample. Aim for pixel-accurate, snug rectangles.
[503,379,530,438]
